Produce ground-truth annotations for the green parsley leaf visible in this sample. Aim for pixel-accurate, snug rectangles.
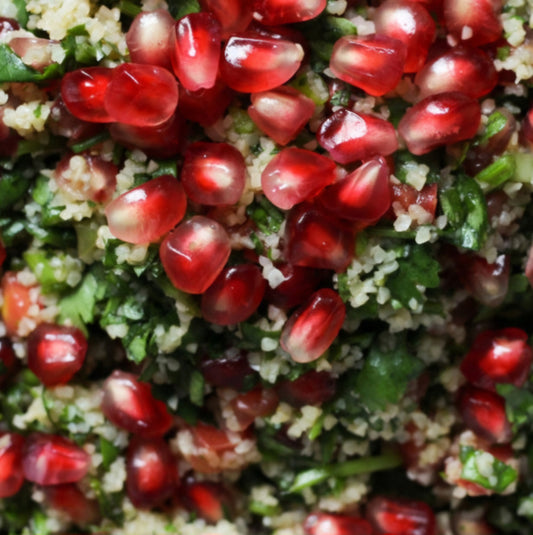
[0,170,31,210]
[0,44,61,83]
[496,383,533,429]
[58,271,100,333]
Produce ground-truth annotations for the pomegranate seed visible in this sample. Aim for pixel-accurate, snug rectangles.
[521,106,533,148]
[284,202,355,272]
[27,323,88,387]
[366,495,437,535]
[48,97,104,143]
[319,157,392,223]
[199,0,254,39]
[125,9,175,70]
[229,386,279,430]
[304,512,374,535]
[126,437,176,509]
[61,67,114,123]
[220,33,304,93]
[54,152,118,204]
[44,484,100,525]
[460,327,533,389]
[182,479,234,523]
[451,509,497,535]
[0,17,19,33]
[457,384,512,444]
[1,271,37,337]
[254,0,327,25]
[280,288,346,363]
[415,45,497,99]
[276,370,336,407]
[201,264,266,325]
[0,239,5,268]
[398,91,481,155]
[170,12,221,92]
[329,34,406,97]
[23,433,90,485]
[261,147,337,210]
[443,0,502,46]
[160,216,231,294]
[0,432,25,498]
[200,351,256,390]
[104,63,178,127]
[8,36,58,72]
[248,86,315,146]
[181,142,246,206]
[391,182,438,222]
[0,337,17,384]
[374,0,436,72]
[105,175,187,245]
[101,370,173,437]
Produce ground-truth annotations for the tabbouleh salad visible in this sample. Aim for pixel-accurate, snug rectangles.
[1,0,533,533]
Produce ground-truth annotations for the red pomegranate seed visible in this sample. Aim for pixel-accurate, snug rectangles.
[284,202,355,272]
[366,495,437,535]
[27,323,88,387]
[23,433,90,485]
[181,142,246,206]
[374,0,436,72]
[329,34,406,96]
[105,175,187,245]
[460,327,533,388]
[229,386,279,430]
[48,97,104,143]
[280,288,346,363]
[1,271,36,336]
[248,86,315,146]
[319,157,392,223]
[415,45,497,99]
[54,152,118,204]
[160,216,231,294]
[220,33,304,93]
[398,91,481,155]
[101,370,173,437]
[0,17,19,33]
[443,0,502,46]
[125,9,175,70]
[276,370,336,407]
[457,384,512,444]
[61,67,114,123]
[104,63,178,127]
[170,12,221,92]
[317,108,398,165]
[201,264,266,325]
[44,484,100,525]
[8,36,58,72]
[126,437,176,509]
[391,182,438,221]
[521,106,533,148]
[254,0,326,25]
[199,0,254,39]
[0,337,17,383]
[0,432,25,498]
[182,479,234,523]
[200,351,256,390]
[261,147,337,210]
[304,512,373,535]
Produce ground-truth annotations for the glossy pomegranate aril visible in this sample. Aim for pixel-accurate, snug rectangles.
[27,323,88,387]
[248,86,315,146]
[317,108,398,165]
[319,157,392,223]
[398,91,481,155]
[182,480,233,523]
[61,67,113,123]
[201,264,266,325]
[44,483,100,525]
[460,327,533,388]
[0,432,25,498]
[457,384,512,444]
[170,12,221,92]
[23,433,90,485]
[200,351,255,390]
[0,17,19,33]
[105,175,187,245]
[126,437,176,509]
[276,370,336,407]
[374,0,436,72]
[329,34,406,96]
[101,370,173,437]
[160,216,231,294]
[125,9,175,70]
[9,36,58,72]
[280,288,346,363]
[199,0,254,39]
[220,33,304,93]
[304,512,373,535]
[181,142,246,206]
[254,0,327,25]
[230,386,279,430]
[391,182,438,221]
[1,271,36,337]
[285,202,355,272]
[261,147,337,210]
[104,63,178,127]
[415,45,497,99]
[366,495,437,535]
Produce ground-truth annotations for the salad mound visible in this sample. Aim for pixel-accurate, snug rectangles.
[0,0,533,534]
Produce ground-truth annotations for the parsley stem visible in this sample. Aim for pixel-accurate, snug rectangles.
[71,131,110,153]
[474,153,515,190]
